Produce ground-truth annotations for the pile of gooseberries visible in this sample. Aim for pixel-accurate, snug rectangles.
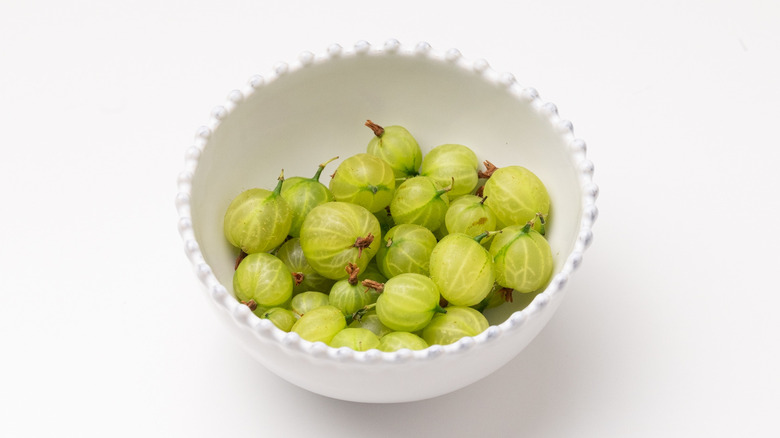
[223,120,554,352]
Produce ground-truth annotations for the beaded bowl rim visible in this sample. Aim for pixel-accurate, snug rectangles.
[176,38,598,365]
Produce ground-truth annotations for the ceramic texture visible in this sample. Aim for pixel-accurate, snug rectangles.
[176,39,598,403]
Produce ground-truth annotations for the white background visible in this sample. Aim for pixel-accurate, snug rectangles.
[2,1,779,436]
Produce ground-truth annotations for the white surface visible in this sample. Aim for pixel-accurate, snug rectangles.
[1,0,778,436]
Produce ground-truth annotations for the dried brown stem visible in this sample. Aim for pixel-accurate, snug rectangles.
[365,120,385,137]
[353,233,375,258]
[478,160,498,178]
[498,287,514,303]
[361,279,384,293]
[292,272,304,286]
[241,299,258,311]
[234,250,248,270]
[345,263,360,286]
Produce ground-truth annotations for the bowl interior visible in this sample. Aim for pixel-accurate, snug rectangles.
[190,52,583,325]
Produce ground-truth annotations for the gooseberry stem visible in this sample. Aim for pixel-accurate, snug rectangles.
[480,195,488,205]
[313,156,339,181]
[474,230,501,243]
[292,272,304,286]
[436,177,455,197]
[434,303,448,314]
[234,250,247,270]
[536,212,546,236]
[498,287,514,303]
[241,299,258,311]
[365,120,385,137]
[345,263,360,286]
[361,279,384,293]
[353,233,375,258]
[272,169,285,195]
[349,303,377,324]
[478,160,498,178]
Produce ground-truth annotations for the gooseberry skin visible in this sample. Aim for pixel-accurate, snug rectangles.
[422,306,489,346]
[444,195,497,242]
[375,224,437,278]
[377,331,429,352]
[365,122,422,179]
[223,178,292,254]
[359,261,388,284]
[329,153,396,213]
[375,273,443,332]
[275,237,336,295]
[483,166,550,233]
[290,305,347,344]
[329,327,381,351]
[419,144,479,198]
[489,224,553,293]
[389,176,450,231]
[428,233,496,307]
[280,170,335,237]
[432,224,449,241]
[260,307,298,332]
[373,207,395,237]
[329,279,377,317]
[290,291,330,317]
[299,202,382,280]
[472,283,510,312]
[348,308,394,338]
[233,252,294,308]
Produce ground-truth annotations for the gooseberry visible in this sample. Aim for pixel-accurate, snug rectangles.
[223,170,292,254]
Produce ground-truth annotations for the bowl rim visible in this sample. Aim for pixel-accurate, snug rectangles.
[175,39,599,365]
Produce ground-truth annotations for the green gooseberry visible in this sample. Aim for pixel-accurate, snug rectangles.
[419,144,479,198]
[389,176,451,231]
[377,331,428,352]
[374,273,445,332]
[280,157,338,237]
[422,306,489,346]
[365,120,422,179]
[489,222,553,293]
[329,263,378,317]
[428,232,496,307]
[328,153,395,213]
[233,252,293,308]
[223,170,292,254]
[444,195,498,246]
[483,165,550,234]
[290,291,330,317]
[275,237,336,295]
[291,305,347,344]
[299,202,381,280]
[375,224,437,278]
[329,327,380,351]
[260,307,298,332]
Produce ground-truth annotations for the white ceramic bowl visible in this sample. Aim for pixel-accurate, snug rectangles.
[176,39,598,403]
